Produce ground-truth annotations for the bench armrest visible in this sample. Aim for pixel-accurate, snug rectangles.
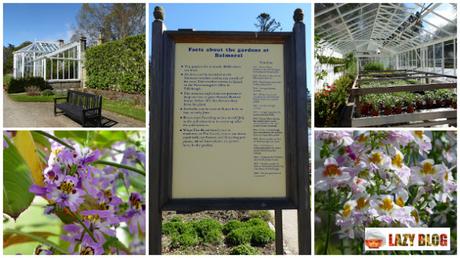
[54,97,67,104]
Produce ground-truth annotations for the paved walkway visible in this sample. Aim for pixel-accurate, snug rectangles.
[269,209,299,255]
[3,94,145,128]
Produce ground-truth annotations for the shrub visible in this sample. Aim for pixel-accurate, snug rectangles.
[223,220,244,235]
[230,244,259,255]
[363,61,385,71]
[25,86,41,96]
[7,77,52,94]
[170,230,199,249]
[193,219,223,244]
[248,210,272,222]
[225,228,253,246]
[41,89,55,96]
[163,217,188,236]
[85,34,145,94]
[250,225,275,246]
[3,74,13,89]
[245,218,266,227]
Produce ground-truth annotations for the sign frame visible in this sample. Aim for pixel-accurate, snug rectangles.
[160,31,298,211]
[150,7,309,254]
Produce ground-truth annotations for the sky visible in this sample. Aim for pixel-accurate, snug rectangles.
[149,3,313,92]
[3,4,81,46]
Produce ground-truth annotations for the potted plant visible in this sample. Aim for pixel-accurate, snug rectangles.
[370,102,380,116]
[451,93,457,109]
[415,94,424,110]
[393,97,403,114]
[405,94,415,113]
[424,91,434,109]
[358,98,371,117]
[382,96,393,116]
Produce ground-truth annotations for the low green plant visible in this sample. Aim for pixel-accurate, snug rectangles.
[245,218,266,227]
[223,220,244,235]
[226,227,253,246]
[170,230,199,249]
[7,77,52,94]
[250,225,275,246]
[363,61,385,71]
[193,219,223,244]
[230,244,259,255]
[41,89,55,96]
[248,210,272,222]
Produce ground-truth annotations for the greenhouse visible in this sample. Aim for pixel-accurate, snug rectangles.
[314,3,457,127]
[13,38,85,82]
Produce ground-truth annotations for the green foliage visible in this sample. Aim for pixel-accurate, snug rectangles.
[3,136,35,219]
[225,227,253,246]
[248,210,272,222]
[315,73,355,127]
[85,34,145,94]
[7,77,52,94]
[223,220,245,235]
[40,89,55,96]
[230,244,259,255]
[317,55,344,65]
[245,218,266,227]
[250,225,275,246]
[170,230,199,249]
[193,219,223,244]
[225,219,275,247]
[163,218,223,248]
[3,74,14,88]
[363,61,385,71]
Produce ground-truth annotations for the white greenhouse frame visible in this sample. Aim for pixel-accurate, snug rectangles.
[315,3,457,76]
[13,40,84,82]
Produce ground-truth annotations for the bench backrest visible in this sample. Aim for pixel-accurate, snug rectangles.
[67,90,102,111]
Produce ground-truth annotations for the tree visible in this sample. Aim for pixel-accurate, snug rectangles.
[254,13,281,32]
[3,41,32,75]
[71,3,145,46]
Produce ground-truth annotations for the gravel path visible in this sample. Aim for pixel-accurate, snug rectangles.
[3,94,145,128]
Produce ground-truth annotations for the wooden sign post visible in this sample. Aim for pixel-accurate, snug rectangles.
[150,6,309,254]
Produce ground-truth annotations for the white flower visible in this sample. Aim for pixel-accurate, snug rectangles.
[315,157,351,191]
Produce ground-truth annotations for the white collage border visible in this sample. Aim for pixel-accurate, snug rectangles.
[0,0,458,257]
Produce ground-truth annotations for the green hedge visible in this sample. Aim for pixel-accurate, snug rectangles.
[85,34,145,94]
[7,77,52,94]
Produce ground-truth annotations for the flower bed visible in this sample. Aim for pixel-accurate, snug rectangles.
[315,131,457,255]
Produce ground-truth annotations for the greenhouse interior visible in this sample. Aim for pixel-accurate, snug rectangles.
[314,3,457,127]
[13,38,85,82]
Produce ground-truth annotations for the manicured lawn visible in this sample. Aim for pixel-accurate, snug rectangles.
[103,98,145,122]
[8,93,145,122]
[8,94,60,102]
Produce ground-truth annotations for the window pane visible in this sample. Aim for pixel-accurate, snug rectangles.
[444,40,454,69]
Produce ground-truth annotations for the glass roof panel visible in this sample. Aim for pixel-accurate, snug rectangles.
[315,3,457,54]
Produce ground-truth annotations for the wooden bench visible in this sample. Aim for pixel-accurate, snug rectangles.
[54,90,103,127]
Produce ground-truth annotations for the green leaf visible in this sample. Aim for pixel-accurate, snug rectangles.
[4,231,57,248]
[3,229,68,254]
[30,131,51,150]
[3,136,35,219]
[54,131,90,145]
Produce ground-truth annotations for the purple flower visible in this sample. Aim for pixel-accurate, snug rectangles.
[124,192,145,236]
[47,176,84,212]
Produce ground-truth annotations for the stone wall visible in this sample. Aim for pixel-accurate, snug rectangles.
[49,80,82,94]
